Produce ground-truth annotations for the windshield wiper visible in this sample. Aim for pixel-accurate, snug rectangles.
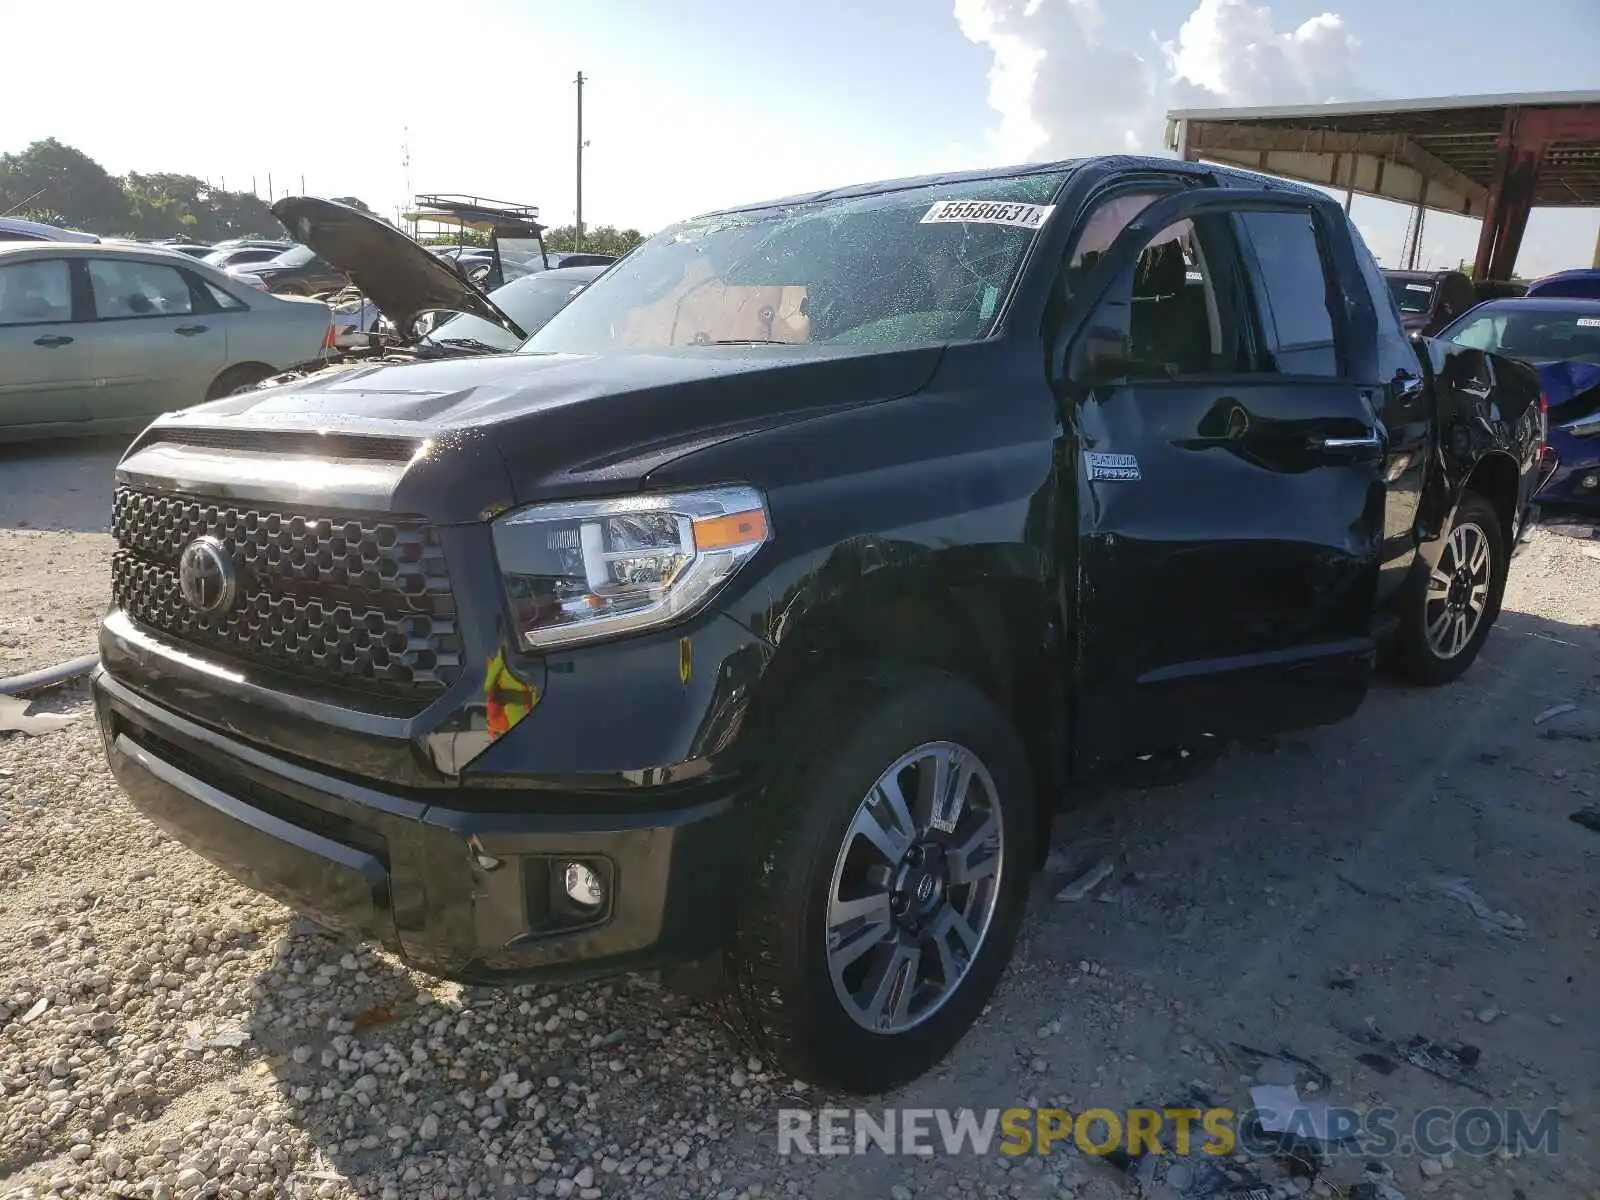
[699,338,792,346]
[432,336,511,355]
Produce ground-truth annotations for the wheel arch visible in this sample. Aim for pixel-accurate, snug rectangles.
[206,361,279,401]
[1460,450,1522,554]
[733,545,1062,860]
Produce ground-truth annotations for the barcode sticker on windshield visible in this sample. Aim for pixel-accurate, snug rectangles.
[1577,317,1600,328]
[922,200,1056,229]
[1406,283,1432,293]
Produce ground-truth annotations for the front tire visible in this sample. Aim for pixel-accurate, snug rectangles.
[1397,491,1506,685]
[722,666,1036,1094]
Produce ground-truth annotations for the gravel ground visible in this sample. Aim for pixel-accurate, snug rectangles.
[0,437,123,679]
[2,447,1598,1200]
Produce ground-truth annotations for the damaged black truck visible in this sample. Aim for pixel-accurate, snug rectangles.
[93,156,1544,1094]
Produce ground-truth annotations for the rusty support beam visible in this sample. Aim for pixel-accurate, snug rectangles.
[1180,122,1488,211]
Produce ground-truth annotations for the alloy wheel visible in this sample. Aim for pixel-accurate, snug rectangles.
[1425,520,1493,659]
[824,741,1005,1035]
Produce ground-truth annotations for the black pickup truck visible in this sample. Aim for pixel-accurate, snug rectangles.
[93,155,1545,1095]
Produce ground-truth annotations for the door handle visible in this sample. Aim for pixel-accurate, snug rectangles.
[1311,430,1385,458]
[174,324,208,336]
[33,334,73,347]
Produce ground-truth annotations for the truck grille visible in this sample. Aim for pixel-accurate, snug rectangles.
[110,487,462,696]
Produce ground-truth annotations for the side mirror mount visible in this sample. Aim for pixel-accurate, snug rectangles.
[1074,324,1132,383]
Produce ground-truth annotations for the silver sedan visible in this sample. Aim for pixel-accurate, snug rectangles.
[0,242,333,441]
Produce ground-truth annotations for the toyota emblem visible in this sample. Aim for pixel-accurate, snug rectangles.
[177,536,238,615]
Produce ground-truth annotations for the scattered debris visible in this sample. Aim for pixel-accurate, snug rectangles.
[1534,702,1578,725]
[1340,1020,1490,1097]
[1110,1087,1281,1199]
[1234,1044,1332,1092]
[1570,806,1600,834]
[1327,967,1359,991]
[18,997,50,1024]
[1055,856,1116,901]
[351,1002,399,1033]
[1426,876,1528,938]
[1248,1084,1345,1145]
[1349,1161,1408,1200]
[1356,1052,1397,1076]
[0,694,76,736]
[184,1024,250,1050]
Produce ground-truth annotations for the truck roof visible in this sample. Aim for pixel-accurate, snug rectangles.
[695,154,1326,221]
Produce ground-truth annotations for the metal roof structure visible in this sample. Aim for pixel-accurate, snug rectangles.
[1166,91,1600,279]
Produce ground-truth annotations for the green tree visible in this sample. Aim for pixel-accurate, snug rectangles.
[544,224,646,257]
[0,138,127,233]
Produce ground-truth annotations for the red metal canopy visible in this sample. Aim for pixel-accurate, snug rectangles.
[1166,91,1600,281]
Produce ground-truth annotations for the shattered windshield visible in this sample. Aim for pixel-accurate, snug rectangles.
[1388,276,1435,315]
[518,171,1070,355]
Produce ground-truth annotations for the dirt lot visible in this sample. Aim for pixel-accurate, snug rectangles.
[2,440,1598,1200]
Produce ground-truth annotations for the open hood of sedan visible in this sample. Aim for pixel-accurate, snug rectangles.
[269,196,528,342]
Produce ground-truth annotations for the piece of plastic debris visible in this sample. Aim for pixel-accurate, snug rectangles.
[1054,856,1115,901]
[1534,702,1578,724]
[1249,1084,1346,1144]
[1570,807,1600,834]
[0,694,76,736]
[1235,1044,1332,1092]
[1427,876,1528,938]
[19,997,50,1024]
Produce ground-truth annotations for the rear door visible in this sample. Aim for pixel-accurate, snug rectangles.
[0,256,96,431]
[1056,187,1385,768]
[84,256,228,420]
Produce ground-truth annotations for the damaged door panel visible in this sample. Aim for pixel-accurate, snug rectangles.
[1057,188,1384,768]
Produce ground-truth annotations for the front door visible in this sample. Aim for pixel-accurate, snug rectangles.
[83,256,228,421]
[0,256,97,432]
[1055,188,1386,769]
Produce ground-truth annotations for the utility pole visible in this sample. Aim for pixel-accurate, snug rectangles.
[574,71,586,252]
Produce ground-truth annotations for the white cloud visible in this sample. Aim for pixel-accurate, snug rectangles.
[954,0,1363,162]
[1165,0,1363,110]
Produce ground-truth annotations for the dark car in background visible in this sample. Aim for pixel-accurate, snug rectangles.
[1383,267,1476,336]
[1435,296,1600,510]
[202,243,293,272]
[229,243,349,296]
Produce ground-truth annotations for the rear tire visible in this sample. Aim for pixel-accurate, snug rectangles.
[721,666,1036,1094]
[1396,491,1506,685]
[205,364,277,401]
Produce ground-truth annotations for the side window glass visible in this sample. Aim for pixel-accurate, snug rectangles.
[1124,219,1224,378]
[200,279,247,311]
[1346,223,1420,382]
[1064,190,1164,294]
[88,258,196,319]
[1236,210,1340,377]
[0,259,73,325]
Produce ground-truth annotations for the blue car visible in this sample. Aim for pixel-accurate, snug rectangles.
[1524,268,1600,300]
[1434,297,1600,511]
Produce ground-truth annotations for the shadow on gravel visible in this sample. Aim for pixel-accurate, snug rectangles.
[0,435,131,533]
[230,605,1599,1200]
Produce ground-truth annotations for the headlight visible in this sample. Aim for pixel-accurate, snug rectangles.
[491,486,771,651]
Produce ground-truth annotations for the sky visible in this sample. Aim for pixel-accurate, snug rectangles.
[4,0,1597,275]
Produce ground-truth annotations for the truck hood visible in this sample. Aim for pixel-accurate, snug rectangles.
[149,345,944,505]
[269,196,527,341]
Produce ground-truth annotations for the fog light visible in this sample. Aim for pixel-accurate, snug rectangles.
[1580,473,1598,491]
[563,862,604,908]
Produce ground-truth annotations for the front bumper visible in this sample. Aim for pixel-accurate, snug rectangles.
[93,667,749,983]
